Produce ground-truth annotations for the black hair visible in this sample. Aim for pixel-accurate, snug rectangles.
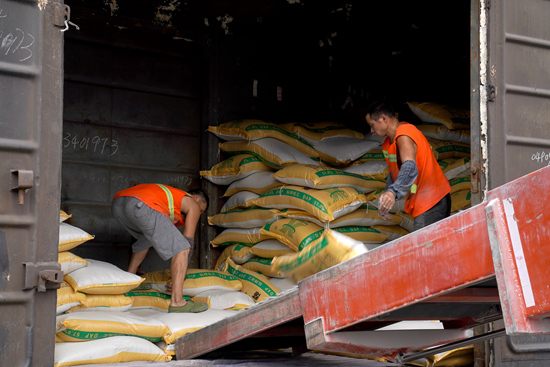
[366,100,395,121]
[187,188,209,209]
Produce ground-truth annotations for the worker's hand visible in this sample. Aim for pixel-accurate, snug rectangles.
[165,282,173,294]
[378,191,395,220]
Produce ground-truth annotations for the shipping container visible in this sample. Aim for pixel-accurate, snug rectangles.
[1,0,550,366]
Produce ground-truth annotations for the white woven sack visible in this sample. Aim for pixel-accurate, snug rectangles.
[151,309,238,344]
[224,171,280,197]
[313,138,380,166]
[54,336,170,366]
[193,289,255,310]
[268,277,298,292]
[64,259,143,294]
[343,160,388,177]
[221,191,259,212]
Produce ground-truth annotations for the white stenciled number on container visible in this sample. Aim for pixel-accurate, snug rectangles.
[531,150,550,167]
[63,132,119,156]
[0,9,35,62]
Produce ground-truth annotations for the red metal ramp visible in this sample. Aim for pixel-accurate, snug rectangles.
[175,288,303,359]
[298,165,550,360]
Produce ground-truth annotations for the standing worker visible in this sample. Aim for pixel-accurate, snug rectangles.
[365,100,451,231]
[112,184,209,313]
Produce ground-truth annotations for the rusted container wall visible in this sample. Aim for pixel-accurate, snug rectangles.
[0,1,64,366]
[61,32,204,271]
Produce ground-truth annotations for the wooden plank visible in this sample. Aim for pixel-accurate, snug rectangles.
[175,289,302,360]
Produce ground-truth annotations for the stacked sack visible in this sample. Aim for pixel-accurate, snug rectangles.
[407,102,472,214]
[202,120,412,286]
[55,210,172,366]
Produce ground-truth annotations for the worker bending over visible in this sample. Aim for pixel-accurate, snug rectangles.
[112,183,209,313]
[365,100,451,231]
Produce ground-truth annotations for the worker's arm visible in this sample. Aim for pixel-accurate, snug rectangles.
[180,196,201,242]
[378,135,418,217]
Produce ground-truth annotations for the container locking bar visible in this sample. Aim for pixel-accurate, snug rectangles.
[23,262,63,292]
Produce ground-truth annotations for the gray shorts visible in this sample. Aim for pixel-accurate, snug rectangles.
[413,193,452,232]
[112,196,190,261]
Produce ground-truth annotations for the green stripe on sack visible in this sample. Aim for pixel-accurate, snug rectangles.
[226,150,280,169]
[261,188,329,215]
[186,271,239,281]
[299,229,324,251]
[276,236,329,272]
[124,291,172,299]
[449,176,471,185]
[238,156,262,166]
[226,264,277,297]
[434,145,470,154]
[215,241,255,247]
[301,126,348,134]
[220,206,272,214]
[247,257,272,265]
[61,329,162,342]
[334,226,381,234]
[244,124,314,147]
[315,169,378,182]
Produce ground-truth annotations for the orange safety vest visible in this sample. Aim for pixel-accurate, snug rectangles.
[114,184,190,226]
[382,123,451,217]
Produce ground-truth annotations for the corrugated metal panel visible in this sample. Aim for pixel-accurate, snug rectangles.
[487,0,550,189]
[61,35,204,271]
[0,1,64,366]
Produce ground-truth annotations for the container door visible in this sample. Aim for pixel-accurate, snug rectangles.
[0,1,65,366]
[486,0,550,189]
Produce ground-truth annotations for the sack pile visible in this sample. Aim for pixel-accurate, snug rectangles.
[55,211,240,365]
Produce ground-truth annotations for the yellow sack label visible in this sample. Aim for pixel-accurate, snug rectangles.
[427,138,470,161]
[272,229,368,282]
[261,218,324,251]
[209,120,319,158]
[451,190,471,213]
[223,258,280,303]
[449,176,471,194]
[242,257,283,278]
[210,227,271,247]
[215,244,255,271]
[200,154,273,185]
[253,185,368,222]
[68,294,133,312]
[407,102,470,130]
[125,289,175,311]
[56,311,169,342]
[209,207,280,229]
[333,226,388,243]
[273,164,385,193]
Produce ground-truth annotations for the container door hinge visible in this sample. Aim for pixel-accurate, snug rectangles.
[23,262,63,292]
[53,4,79,32]
[487,85,496,102]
